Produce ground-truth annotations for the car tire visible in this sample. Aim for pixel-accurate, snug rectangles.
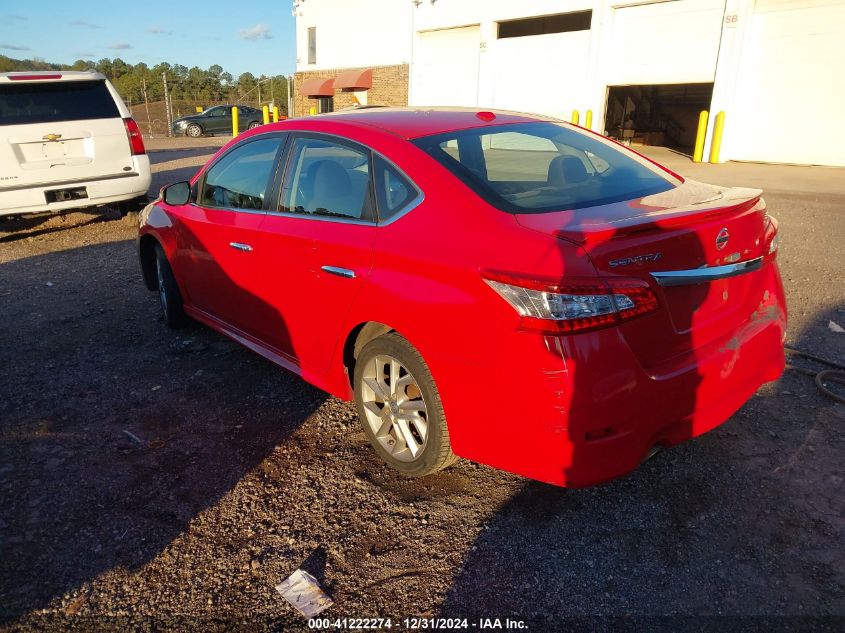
[154,245,186,328]
[248,121,261,129]
[354,332,457,477]
[115,194,149,217]
[186,123,203,138]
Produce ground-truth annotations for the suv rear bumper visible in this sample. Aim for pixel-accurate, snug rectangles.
[0,155,151,216]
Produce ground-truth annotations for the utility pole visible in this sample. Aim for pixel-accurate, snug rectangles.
[162,72,172,137]
[258,81,261,108]
[142,77,153,137]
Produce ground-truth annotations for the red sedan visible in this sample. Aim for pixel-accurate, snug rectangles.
[138,108,786,487]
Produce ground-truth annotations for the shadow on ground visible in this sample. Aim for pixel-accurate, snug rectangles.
[0,240,325,623]
[438,303,844,623]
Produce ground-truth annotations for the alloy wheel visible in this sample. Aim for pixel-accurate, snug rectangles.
[360,354,429,462]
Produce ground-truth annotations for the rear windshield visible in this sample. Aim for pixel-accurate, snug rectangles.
[0,80,120,126]
[412,122,676,213]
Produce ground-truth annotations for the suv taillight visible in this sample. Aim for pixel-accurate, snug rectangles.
[483,272,659,334]
[123,117,146,156]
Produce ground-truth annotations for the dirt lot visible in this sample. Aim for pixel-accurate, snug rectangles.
[0,145,843,631]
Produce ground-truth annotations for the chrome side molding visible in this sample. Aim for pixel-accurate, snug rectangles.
[651,257,763,287]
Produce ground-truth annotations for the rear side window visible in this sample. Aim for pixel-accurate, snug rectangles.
[412,122,676,213]
[374,156,418,221]
[0,80,120,125]
[280,137,374,221]
[199,137,283,211]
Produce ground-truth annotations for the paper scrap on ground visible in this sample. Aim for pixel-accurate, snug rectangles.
[829,321,845,333]
[275,569,333,618]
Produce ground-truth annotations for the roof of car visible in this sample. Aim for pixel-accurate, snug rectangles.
[0,71,106,83]
[311,107,554,139]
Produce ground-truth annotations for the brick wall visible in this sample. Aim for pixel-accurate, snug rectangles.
[292,64,409,117]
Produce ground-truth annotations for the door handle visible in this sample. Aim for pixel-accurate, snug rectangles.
[229,242,253,252]
[321,265,356,279]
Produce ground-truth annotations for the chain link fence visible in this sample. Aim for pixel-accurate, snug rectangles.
[128,100,234,138]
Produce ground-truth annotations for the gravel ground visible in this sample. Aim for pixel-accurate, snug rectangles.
[0,145,843,632]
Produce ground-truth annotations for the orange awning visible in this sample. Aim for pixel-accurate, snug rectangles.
[299,77,335,97]
[334,69,373,91]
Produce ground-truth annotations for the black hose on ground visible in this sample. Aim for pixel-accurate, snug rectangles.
[785,346,845,405]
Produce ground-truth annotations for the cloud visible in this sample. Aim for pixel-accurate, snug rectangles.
[106,43,133,50]
[147,25,172,35]
[71,19,103,29]
[0,43,30,51]
[4,14,27,21]
[74,51,96,58]
[239,23,272,41]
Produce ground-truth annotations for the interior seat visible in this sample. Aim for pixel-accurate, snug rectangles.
[547,155,589,186]
[305,159,362,217]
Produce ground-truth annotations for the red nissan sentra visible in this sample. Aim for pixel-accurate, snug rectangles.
[138,108,786,487]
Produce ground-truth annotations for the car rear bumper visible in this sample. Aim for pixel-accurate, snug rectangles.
[0,156,151,216]
[440,261,787,487]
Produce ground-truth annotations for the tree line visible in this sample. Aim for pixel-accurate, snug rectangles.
[0,55,289,108]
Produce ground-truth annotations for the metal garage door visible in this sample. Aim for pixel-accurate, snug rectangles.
[606,0,724,86]
[412,25,480,107]
[730,0,845,166]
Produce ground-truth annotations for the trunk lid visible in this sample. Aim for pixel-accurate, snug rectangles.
[516,180,770,368]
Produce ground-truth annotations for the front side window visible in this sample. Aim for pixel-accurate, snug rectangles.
[206,106,227,118]
[412,122,676,213]
[280,137,373,221]
[199,137,283,211]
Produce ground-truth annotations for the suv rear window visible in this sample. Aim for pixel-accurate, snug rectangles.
[0,80,120,126]
[412,122,676,213]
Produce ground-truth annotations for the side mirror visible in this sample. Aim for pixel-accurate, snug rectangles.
[162,181,191,206]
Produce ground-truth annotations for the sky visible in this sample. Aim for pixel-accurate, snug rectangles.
[0,0,297,77]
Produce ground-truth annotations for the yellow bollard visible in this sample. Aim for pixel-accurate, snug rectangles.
[195,106,203,113]
[693,110,709,163]
[309,106,317,116]
[585,110,593,130]
[262,105,270,125]
[709,111,725,164]
[231,106,239,137]
[272,105,279,123]
[571,110,580,125]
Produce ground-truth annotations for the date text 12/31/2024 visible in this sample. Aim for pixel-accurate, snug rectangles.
[307,617,528,630]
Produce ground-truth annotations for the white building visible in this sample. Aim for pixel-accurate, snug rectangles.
[292,0,845,166]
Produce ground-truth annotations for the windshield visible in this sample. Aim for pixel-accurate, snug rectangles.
[0,80,119,126]
[412,122,676,213]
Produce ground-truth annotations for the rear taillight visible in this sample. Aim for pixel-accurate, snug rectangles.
[483,272,659,334]
[123,117,146,156]
[764,213,779,260]
[759,196,778,262]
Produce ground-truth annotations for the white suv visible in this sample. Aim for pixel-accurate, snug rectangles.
[0,71,151,216]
